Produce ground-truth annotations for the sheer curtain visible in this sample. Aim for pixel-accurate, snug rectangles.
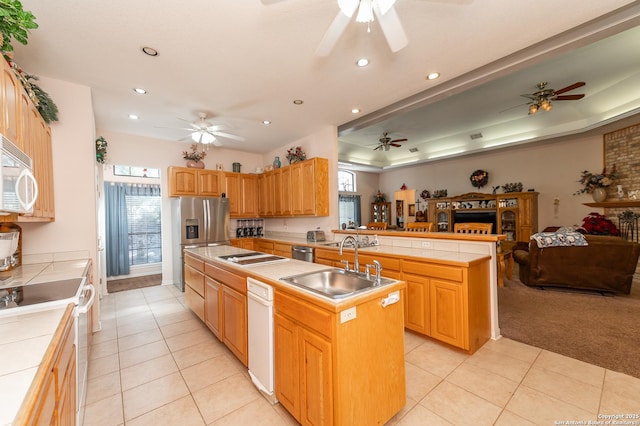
[338,194,361,228]
[105,183,161,277]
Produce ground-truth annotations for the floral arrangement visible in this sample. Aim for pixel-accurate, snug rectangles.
[432,189,448,198]
[580,212,619,236]
[183,144,207,162]
[420,189,431,200]
[286,146,306,164]
[502,182,523,193]
[95,136,107,164]
[470,169,489,188]
[575,167,618,194]
[374,190,386,202]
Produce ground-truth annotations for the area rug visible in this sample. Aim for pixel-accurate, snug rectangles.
[498,269,640,379]
[107,274,162,293]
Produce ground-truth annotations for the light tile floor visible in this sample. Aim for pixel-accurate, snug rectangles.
[85,285,640,425]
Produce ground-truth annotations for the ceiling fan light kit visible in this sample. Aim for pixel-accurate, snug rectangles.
[523,81,585,115]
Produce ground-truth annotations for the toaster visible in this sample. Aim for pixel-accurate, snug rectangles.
[306,230,326,242]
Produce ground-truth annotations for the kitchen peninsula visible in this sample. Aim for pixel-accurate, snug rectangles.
[184,245,407,426]
[235,229,503,342]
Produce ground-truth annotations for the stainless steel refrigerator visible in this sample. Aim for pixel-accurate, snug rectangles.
[171,197,230,291]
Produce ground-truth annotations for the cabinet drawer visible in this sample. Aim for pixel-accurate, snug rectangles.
[275,291,333,339]
[184,265,205,297]
[185,285,205,321]
[359,253,401,272]
[314,248,345,262]
[402,260,462,282]
[205,263,246,294]
[185,254,204,271]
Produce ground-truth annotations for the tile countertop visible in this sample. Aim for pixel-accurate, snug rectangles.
[250,234,492,265]
[0,307,69,426]
[0,253,91,425]
[187,245,405,306]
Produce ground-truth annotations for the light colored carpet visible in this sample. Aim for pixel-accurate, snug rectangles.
[498,266,640,378]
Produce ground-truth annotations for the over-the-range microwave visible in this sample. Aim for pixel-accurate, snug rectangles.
[0,133,38,215]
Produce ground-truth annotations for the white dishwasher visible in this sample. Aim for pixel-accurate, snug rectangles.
[247,278,278,404]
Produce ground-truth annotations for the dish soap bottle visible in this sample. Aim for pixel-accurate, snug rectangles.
[273,156,281,169]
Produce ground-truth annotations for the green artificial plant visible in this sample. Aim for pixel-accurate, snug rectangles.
[0,0,38,53]
[24,73,58,123]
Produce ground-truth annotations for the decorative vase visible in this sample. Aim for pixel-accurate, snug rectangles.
[186,160,204,169]
[273,156,281,169]
[592,187,607,202]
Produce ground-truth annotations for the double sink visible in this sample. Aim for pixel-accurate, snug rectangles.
[281,268,394,299]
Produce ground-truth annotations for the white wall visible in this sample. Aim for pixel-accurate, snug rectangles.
[19,77,98,264]
[378,134,605,230]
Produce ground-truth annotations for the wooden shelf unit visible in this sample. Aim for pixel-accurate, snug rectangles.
[426,191,538,250]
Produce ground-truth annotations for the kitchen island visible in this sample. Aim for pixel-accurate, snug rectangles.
[185,245,407,426]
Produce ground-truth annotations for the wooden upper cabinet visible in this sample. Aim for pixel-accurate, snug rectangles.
[0,58,55,222]
[258,172,274,216]
[198,169,222,196]
[1,64,20,144]
[240,174,258,217]
[167,167,223,197]
[223,172,241,216]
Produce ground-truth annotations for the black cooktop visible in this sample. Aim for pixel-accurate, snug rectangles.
[0,278,84,310]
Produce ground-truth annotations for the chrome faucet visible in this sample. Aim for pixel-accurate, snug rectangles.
[339,235,360,273]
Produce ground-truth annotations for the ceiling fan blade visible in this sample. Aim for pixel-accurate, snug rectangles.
[554,82,586,95]
[390,143,402,147]
[373,4,408,52]
[315,8,354,57]
[555,94,585,100]
[499,102,529,113]
[212,131,245,141]
[391,138,408,143]
[374,145,383,151]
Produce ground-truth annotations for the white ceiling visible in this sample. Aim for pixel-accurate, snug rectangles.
[11,0,640,170]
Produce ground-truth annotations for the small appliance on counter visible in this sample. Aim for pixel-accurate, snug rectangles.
[306,230,325,242]
[0,224,21,279]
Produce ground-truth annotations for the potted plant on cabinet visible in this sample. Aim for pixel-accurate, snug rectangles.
[0,0,38,55]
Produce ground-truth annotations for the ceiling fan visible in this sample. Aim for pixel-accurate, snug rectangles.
[261,0,408,56]
[374,132,407,151]
[173,113,245,146]
[521,81,585,115]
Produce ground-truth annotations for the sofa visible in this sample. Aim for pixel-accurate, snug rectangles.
[513,233,640,295]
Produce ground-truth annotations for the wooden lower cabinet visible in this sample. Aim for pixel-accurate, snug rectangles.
[204,277,221,339]
[403,273,430,335]
[230,238,254,250]
[273,242,292,258]
[221,285,247,363]
[15,304,77,425]
[202,263,248,366]
[274,311,332,425]
[402,259,490,352]
[274,288,405,425]
[184,258,205,322]
[254,239,274,254]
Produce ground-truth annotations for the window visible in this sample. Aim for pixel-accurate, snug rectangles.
[338,194,361,229]
[126,193,162,265]
[338,170,356,192]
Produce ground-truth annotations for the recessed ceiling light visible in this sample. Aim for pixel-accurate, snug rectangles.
[293,99,304,105]
[262,120,271,125]
[351,108,360,114]
[356,58,369,67]
[133,87,147,94]
[128,114,140,120]
[141,46,158,57]
[426,72,440,80]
